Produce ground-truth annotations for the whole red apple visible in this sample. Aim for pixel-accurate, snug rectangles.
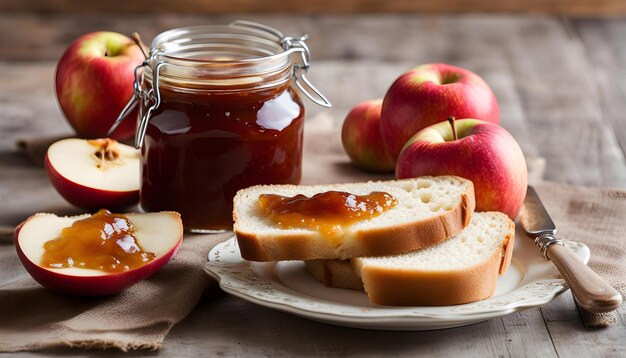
[342,99,395,172]
[396,118,527,219]
[381,63,500,160]
[55,32,144,140]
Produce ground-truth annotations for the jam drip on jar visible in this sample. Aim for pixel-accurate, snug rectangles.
[41,209,155,273]
[258,191,398,237]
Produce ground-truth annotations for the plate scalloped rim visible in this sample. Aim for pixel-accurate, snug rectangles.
[204,236,589,330]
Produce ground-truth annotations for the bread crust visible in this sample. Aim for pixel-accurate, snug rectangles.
[305,259,363,290]
[360,248,506,306]
[234,177,476,262]
[498,218,516,274]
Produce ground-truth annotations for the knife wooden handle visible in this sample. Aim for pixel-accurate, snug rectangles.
[547,243,622,313]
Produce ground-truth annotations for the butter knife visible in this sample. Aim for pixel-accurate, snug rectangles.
[519,186,622,313]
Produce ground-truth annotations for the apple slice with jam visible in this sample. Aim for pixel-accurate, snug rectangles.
[15,210,183,296]
[45,138,140,209]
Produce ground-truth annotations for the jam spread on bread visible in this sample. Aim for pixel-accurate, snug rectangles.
[40,209,155,273]
[258,191,397,237]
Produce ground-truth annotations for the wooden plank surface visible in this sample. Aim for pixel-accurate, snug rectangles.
[1,0,626,16]
[572,19,626,158]
[1,13,625,357]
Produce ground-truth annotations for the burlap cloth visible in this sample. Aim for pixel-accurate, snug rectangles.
[0,114,623,352]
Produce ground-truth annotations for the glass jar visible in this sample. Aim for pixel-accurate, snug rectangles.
[125,21,330,231]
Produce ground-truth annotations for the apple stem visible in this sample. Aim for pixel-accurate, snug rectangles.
[448,116,458,141]
[131,32,149,60]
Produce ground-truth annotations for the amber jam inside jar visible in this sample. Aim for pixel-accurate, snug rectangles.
[137,23,326,231]
[258,191,398,237]
[41,209,155,273]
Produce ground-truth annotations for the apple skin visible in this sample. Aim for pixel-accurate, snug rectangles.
[380,63,500,160]
[396,119,527,219]
[45,152,139,209]
[14,216,182,296]
[55,32,144,140]
[341,99,395,172]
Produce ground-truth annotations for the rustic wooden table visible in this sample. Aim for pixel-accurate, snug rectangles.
[1,14,625,357]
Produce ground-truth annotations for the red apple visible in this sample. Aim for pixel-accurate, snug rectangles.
[381,63,500,160]
[396,118,527,219]
[45,138,140,209]
[341,99,395,172]
[55,31,144,140]
[15,211,183,296]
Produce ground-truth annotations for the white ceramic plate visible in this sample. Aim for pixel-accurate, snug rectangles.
[204,228,589,331]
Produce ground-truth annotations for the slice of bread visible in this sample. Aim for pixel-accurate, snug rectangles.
[234,176,475,262]
[305,259,364,291]
[305,212,515,306]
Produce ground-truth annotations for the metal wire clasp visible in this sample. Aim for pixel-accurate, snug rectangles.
[283,35,332,108]
[107,55,164,149]
[231,20,332,108]
[135,60,165,149]
[107,61,144,140]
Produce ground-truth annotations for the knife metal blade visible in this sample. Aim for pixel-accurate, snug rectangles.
[518,185,622,314]
[519,186,556,237]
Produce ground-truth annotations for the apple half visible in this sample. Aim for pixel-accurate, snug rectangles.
[15,211,183,296]
[45,138,140,209]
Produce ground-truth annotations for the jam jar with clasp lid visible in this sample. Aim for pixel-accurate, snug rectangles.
[118,21,330,231]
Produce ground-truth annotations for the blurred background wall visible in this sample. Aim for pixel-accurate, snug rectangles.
[1,0,624,15]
